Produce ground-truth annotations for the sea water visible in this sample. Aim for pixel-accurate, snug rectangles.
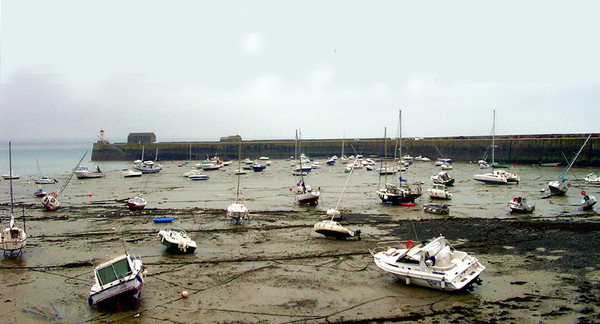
[0,139,95,176]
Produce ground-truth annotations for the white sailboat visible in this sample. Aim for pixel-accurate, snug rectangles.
[0,142,27,257]
[473,110,520,185]
[294,130,320,205]
[548,134,592,196]
[313,164,361,240]
[227,139,249,224]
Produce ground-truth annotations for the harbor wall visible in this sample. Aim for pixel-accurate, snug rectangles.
[91,134,600,166]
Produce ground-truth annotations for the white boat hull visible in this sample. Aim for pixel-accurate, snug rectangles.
[313,220,360,240]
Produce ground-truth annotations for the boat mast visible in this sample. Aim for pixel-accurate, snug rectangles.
[398,109,402,184]
[383,127,387,185]
[563,134,592,177]
[341,132,345,158]
[141,145,145,161]
[298,129,305,183]
[492,110,496,165]
[9,142,14,222]
[236,139,242,202]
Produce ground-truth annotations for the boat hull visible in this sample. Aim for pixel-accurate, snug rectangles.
[158,230,197,253]
[296,192,320,205]
[313,220,359,240]
[89,275,144,309]
[377,190,421,205]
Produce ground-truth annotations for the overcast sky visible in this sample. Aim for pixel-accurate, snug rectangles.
[1,0,599,143]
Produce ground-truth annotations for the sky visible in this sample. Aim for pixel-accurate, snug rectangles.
[1,0,599,143]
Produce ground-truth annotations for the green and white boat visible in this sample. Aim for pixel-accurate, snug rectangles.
[158,229,197,253]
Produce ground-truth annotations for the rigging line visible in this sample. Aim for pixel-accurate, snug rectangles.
[57,151,88,198]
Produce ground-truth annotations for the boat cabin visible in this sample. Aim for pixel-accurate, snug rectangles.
[95,256,133,287]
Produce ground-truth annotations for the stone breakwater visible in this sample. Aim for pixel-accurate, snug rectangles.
[92,133,600,165]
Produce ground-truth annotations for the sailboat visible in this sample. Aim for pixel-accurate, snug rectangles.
[226,139,249,224]
[473,110,520,185]
[133,145,162,173]
[1,142,27,257]
[376,111,423,206]
[547,134,592,196]
[294,130,320,205]
[34,159,58,184]
[313,164,361,240]
[41,151,87,211]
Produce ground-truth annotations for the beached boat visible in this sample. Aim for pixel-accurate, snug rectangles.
[1,172,19,180]
[74,166,106,179]
[88,253,146,309]
[152,217,174,223]
[580,191,597,210]
[127,196,147,210]
[122,169,143,178]
[34,176,58,184]
[439,162,453,170]
[507,196,535,213]
[158,229,197,253]
[431,171,455,186]
[584,173,600,185]
[548,134,591,197]
[376,113,423,205]
[294,130,320,205]
[188,174,209,181]
[0,142,27,257]
[227,140,249,224]
[134,160,162,173]
[34,188,47,197]
[370,236,485,291]
[423,203,449,214]
[427,184,452,200]
[473,169,520,185]
[252,163,266,172]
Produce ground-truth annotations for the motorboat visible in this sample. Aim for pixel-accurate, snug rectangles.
[377,166,397,175]
[158,229,197,253]
[1,172,20,180]
[34,176,58,184]
[473,169,520,185]
[1,142,27,257]
[507,196,535,213]
[370,236,485,291]
[414,156,430,162]
[252,163,266,172]
[201,163,222,171]
[127,196,147,210]
[326,158,335,166]
[479,161,490,169]
[34,188,47,197]
[440,162,453,170]
[423,203,449,215]
[427,184,452,200]
[133,160,162,173]
[258,156,270,161]
[584,173,600,185]
[580,191,597,210]
[313,217,361,240]
[234,169,248,175]
[431,171,455,186]
[122,169,143,178]
[74,166,105,179]
[88,253,147,309]
[188,174,209,181]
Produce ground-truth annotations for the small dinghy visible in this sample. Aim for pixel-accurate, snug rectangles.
[580,190,597,210]
[122,169,143,178]
[35,188,47,197]
[152,217,174,223]
[88,253,147,309]
[423,203,449,214]
[127,196,147,210]
[158,229,197,253]
[370,236,485,291]
[507,196,535,213]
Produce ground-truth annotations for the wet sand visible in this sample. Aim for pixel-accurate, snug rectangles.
[1,159,599,323]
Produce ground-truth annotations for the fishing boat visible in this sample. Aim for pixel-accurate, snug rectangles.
[294,130,320,205]
[88,253,147,309]
[42,151,87,211]
[427,184,452,200]
[313,164,360,240]
[34,176,58,184]
[580,191,597,210]
[431,171,455,186]
[122,169,143,178]
[507,196,535,213]
[548,134,592,196]
[370,236,485,291]
[74,166,106,179]
[227,139,249,224]
[376,112,422,205]
[127,196,147,210]
[0,142,27,257]
[158,229,197,253]
[423,203,449,214]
